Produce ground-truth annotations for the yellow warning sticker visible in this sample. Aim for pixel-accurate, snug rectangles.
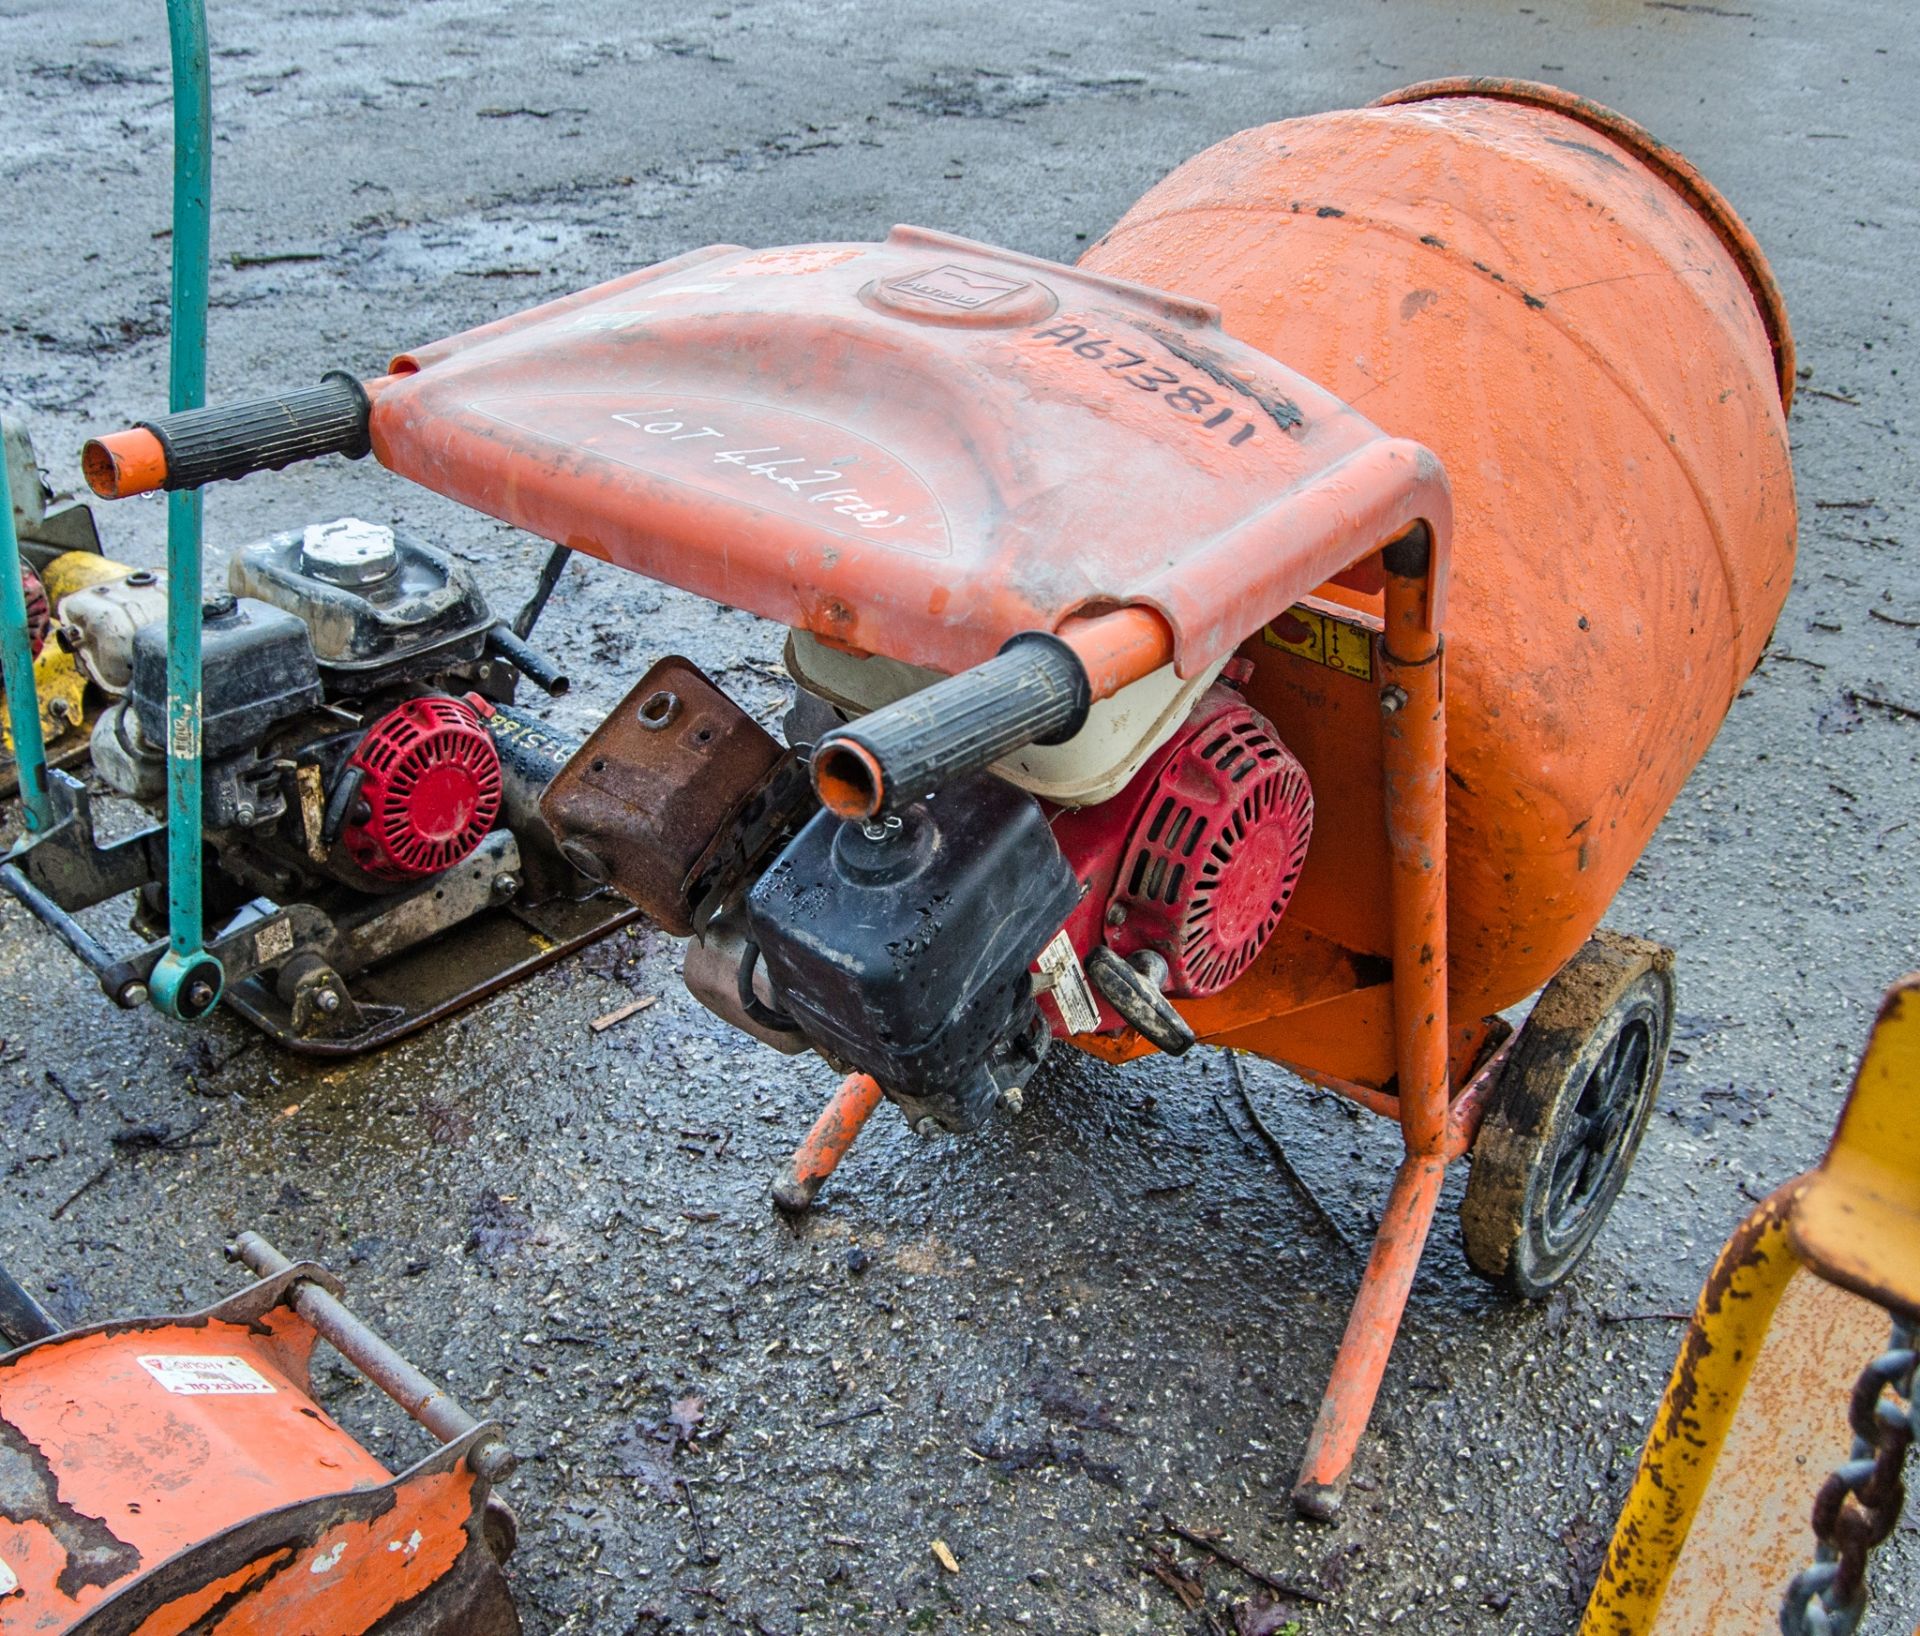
[1263,604,1375,681]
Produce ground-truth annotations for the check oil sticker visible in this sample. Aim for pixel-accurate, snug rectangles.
[138,1354,276,1395]
[1264,602,1375,681]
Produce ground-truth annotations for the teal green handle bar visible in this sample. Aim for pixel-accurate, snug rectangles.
[151,0,223,1019]
[0,452,51,836]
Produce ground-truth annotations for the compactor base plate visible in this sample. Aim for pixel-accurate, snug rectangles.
[222,894,641,1056]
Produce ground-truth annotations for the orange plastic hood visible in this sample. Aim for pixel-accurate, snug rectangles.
[369,227,1450,677]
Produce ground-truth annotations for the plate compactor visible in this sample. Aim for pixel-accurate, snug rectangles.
[0,463,637,1053]
[0,1236,519,1634]
[78,80,1797,1513]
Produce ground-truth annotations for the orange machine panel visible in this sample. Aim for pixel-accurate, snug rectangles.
[0,1300,500,1636]
[0,1311,381,1629]
[1084,80,1796,1019]
[368,226,1453,682]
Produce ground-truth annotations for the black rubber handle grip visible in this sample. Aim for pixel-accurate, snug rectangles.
[141,370,371,491]
[812,632,1091,819]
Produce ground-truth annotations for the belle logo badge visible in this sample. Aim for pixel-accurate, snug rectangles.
[885,264,1031,310]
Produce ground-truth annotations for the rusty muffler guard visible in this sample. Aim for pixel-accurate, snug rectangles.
[539,655,810,935]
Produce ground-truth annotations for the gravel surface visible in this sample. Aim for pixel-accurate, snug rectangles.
[2,1,1915,1632]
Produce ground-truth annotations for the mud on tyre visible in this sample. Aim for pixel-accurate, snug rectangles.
[1461,930,1676,1298]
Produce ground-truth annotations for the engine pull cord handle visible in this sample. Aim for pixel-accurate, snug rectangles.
[82,370,372,499]
[1086,947,1196,1057]
[320,763,365,847]
[811,631,1093,822]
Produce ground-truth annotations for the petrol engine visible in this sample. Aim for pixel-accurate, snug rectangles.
[19,517,625,1047]
[87,520,517,886]
[542,645,1313,1134]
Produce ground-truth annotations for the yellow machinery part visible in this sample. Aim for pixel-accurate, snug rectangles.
[1582,974,1920,1635]
[1656,1270,1887,1633]
[39,547,134,601]
[1,549,136,751]
[1792,979,1920,1316]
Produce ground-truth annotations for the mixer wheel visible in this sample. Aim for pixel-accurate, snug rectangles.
[1461,931,1675,1298]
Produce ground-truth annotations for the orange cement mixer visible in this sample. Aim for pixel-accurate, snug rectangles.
[1084,78,1797,1022]
[81,79,1795,1516]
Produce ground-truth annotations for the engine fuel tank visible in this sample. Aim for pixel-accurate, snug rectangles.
[1083,79,1797,1019]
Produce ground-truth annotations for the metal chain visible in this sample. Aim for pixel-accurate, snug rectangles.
[1779,1316,1918,1636]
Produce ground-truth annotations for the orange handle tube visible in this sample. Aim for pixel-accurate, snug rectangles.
[81,371,379,502]
[81,428,170,499]
[1056,605,1176,699]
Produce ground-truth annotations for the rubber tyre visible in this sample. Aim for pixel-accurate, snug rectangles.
[1461,930,1675,1298]
[482,1494,519,1563]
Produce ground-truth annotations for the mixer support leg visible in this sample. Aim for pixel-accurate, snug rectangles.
[772,1072,885,1213]
[1292,1155,1447,1519]
[1293,529,1452,1520]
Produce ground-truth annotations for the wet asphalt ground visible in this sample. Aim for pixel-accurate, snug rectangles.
[2,0,1917,1631]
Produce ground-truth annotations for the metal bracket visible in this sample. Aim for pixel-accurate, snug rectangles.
[1791,974,1920,1318]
